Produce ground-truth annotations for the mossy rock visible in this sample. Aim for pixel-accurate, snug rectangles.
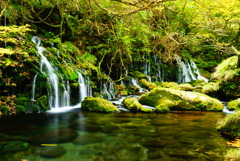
[139,79,157,90]
[37,95,49,111]
[217,111,240,137]
[81,97,119,112]
[228,98,240,111]
[160,82,178,88]
[202,82,220,94]
[191,79,207,87]
[139,87,223,111]
[173,83,194,91]
[123,97,153,113]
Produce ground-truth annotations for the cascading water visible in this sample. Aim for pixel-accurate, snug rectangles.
[31,36,89,111]
[131,78,143,92]
[175,55,208,83]
[78,72,87,103]
[143,55,151,82]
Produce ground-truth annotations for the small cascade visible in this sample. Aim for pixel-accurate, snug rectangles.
[222,102,235,114]
[153,55,164,82]
[100,81,112,100]
[31,72,38,101]
[32,36,90,111]
[131,78,143,92]
[143,55,151,82]
[78,72,87,103]
[175,55,208,83]
[86,77,92,97]
[109,82,116,98]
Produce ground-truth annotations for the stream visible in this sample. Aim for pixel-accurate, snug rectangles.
[0,109,228,161]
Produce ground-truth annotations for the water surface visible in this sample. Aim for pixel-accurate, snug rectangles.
[0,110,227,161]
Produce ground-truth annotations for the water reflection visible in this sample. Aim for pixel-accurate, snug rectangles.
[0,110,227,161]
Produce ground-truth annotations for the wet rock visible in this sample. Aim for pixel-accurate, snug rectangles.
[73,134,103,145]
[31,129,78,145]
[40,145,66,158]
[0,141,29,153]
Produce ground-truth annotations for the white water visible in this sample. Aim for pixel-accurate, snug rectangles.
[31,72,38,101]
[143,56,151,82]
[175,55,208,83]
[78,72,87,103]
[131,78,143,92]
[32,36,89,111]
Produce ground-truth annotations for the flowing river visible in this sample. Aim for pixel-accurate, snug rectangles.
[0,110,228,161]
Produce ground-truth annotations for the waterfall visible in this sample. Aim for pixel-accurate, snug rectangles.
[78,72,87,103]
[32,36,90,111]
[175,55,208,83]
[143,55,151,82]
[109,82,116,98]
[31,72,38,101]
[131,78,143,92]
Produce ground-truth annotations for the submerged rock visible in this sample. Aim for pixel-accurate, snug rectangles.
[40,145,66,158]
[228,98,240,111]
[123,97,153,113]
[31,129,78,145]
[139,87,223,111]
[81,97,119,112]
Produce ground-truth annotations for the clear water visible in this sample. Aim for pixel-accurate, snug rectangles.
[0,110,227,161]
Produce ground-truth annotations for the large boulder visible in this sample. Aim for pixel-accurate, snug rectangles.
[122,97,153,113]
[139,87,223,111]
[81,97,119,112]
[228,98,240,111]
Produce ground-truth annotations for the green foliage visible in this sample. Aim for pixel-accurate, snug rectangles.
[37,95,49,111]
[224,148,240,161]
[212,56,239,81]
[0,105,10,115]
[15,105,26,113]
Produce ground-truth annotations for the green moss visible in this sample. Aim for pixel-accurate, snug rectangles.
[122,97,153,113]
[202,82,220,94]
[81,97,119,112]
[191,79,207,87]
[115,85,128,96]
[139,79,157,90]
[228,98,240,111]
[15,105,26,113]
[14,97,28,106]
[129,71,148,80]
[37,95,49,111]
[160,82,178,88]
[139,87,223,111]
[155,104,170,113]
[224,148,240,161]
[217,111,240,137]
[173,83,194,91]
